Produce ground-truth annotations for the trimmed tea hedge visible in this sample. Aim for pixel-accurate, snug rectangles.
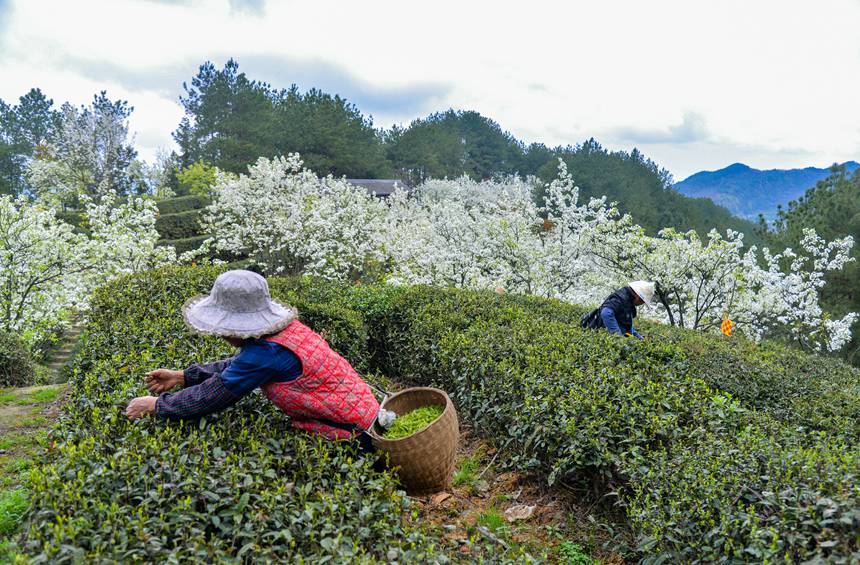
[155,209,204,240]
[0,331,35,387]
[155,194,211,216]
[23,268,860,562]
[157,234,210,255]
[22,268,534,563]
[340,284,859,562]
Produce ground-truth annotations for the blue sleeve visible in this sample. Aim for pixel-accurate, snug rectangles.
[600,307,623,335]
[156,374,240,420]
[630,321,644,340]
[183,357,235,387]
[219,341,302,397]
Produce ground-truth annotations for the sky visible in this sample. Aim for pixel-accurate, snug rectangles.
[1,0,859,180]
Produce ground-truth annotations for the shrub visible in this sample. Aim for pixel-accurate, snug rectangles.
[22,267,528,563]
[155,195,211,215]
[155,209,204,240]
[0,331,36,388]
[157,234,210,255]
[338,284,860,562]
[23,268,860,562]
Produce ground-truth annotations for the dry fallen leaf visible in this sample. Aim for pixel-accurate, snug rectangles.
[432,492,452,505]
[504,504,536,522]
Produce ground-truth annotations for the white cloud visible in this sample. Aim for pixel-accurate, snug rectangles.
[1,0,858,177]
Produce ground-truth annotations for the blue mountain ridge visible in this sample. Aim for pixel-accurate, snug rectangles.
[674,161,860,220]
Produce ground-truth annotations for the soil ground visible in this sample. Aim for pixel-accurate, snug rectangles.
[405,426,631,563]
[0,384,67,562]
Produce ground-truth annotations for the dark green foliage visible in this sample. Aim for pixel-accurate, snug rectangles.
[763,167,860,367]
[335,283,859,561]
[156,194,211,215]
[177,60,390,178]
[0,331,35,388]
[155,195,211,255]
[276,87,391,178]
[23,267,527,563]
[157,235,209,255]
[154,209,204,240]
[385,110,525,184]
[0,89,60,197]
[176,60,280,175]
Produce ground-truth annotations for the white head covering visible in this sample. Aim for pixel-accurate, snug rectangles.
[182,270,296,338]
[628,280,656,306]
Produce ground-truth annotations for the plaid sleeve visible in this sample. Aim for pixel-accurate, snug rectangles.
[155,374,240,420]
[183,357,235,387]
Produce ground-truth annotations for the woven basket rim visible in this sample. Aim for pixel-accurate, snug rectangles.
[370,387,452,444]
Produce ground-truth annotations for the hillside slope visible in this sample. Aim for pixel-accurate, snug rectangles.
[23,267,860,562]
[675,161,860,219]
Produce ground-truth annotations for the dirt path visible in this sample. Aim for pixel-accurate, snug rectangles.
[406,426,629,563]
[0,384,67,561]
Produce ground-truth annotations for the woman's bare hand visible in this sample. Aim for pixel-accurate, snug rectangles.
[126,396,158,420]
[144,369,184,393]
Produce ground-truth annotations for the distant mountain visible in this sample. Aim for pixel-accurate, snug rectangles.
[675,161,860,219]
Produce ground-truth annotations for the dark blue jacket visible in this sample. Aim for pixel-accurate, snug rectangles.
[597,287,642,338]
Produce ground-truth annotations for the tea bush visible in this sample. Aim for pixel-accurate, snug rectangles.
[0,331,36,388]
[20,267,465,563]
[155,209,204,240]
[157,234,210,255]
[23,267,860,562]
[155,195,211,216]
[335,284,859,562]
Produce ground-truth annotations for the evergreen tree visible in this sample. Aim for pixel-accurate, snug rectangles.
[764,166,860,364]
[275,87,390,178]
[385,110,524,184]
[0,89,60,196]
[177,60,279,174]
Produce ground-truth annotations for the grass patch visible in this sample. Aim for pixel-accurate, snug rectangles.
[20,416,46,428]
[558,540,593,564]
[453,453,482,490]
[0,385,65,406]
[0,433,26,451]
[476,509,509,536]
[23,387,62,404]
[0,489,27,536]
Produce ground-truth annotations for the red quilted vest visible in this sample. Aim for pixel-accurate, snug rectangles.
[261,320,379,439]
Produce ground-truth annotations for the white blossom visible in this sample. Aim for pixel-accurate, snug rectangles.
[197,153,857,352]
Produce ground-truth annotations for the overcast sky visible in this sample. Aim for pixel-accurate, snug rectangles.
[2,0,859,180]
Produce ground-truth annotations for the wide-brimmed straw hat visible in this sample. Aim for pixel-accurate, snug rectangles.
[628,280,656,306]
[183,270,297,338]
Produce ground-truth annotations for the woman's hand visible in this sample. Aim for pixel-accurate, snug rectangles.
[144,369,184,393]
[126,396,158,420]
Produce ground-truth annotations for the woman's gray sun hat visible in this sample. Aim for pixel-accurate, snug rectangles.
[183,270,297,338]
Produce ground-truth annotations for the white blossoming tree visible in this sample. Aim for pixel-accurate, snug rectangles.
[197,152,856,352]
[199,154,387,279]
[0,196,91,346]
[83,191,176,276]
[0,192,174,350]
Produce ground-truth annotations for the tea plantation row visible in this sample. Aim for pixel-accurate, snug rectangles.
[277,275,860,562]
[20,267,531,563]
[22,266,860,562]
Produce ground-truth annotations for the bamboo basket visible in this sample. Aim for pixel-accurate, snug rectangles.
[369,387,459,495]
